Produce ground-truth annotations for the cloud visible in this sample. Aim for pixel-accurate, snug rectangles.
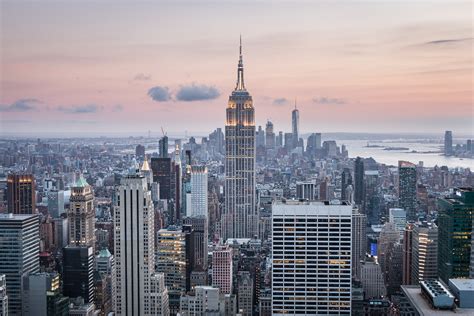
[273,98,288,105]
[424,38,473,45]
[134,73,152,81]
[175,84,220,101]
[313,97,346,105]
[0,98,40,112]
[57,104,102,114]
[148,86,171,102]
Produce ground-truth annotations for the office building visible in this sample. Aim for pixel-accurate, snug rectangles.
[180,286,225,316]
[272,200,352,315]
[22,272,69,316]
[68,173,95,247]
[212,246,233,295]
[354,157,364,207]
[0,214,39,315]
[411,222,438,285]
[0,275,8,316]
[237,271,253,316]
[341,168,353,201]
[190,166,208,218]
[389,208,407,236]
[256,126,265,148]
[352,209,367,280]
[438,188,474,283]
[151,157,172,201]
[444,130,453,156]
[159,135,169,158]
[149,273,170,316]
[402,223,414,285]
[7,173,35,214]
[62,245,94,303]
[398,161,417,221]
[156,227,187,314]
[291,104,299,149]
[360,260,386,299]
[265,120,275,150]
[295,181,316,201]
[224,39,258,239]
[114,169,163,315]
[183,216,208,271]
[47,189,64,218]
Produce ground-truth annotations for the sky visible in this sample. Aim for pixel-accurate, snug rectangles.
[0,0,472,137]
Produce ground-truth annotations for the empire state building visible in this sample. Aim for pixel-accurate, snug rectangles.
[223,38,258,239]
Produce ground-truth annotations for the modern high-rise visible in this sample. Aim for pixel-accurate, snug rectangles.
[212,246,233,295]
[156,227,187,315]
[62,245,95,303]
[22,272,69,316]
[352,209,367,280]
[402,223,414,285]
[360,260,386,299]
[149,273,170,316]
[183,216,208,271]
[113,169,160,315]
[438,187,474,283]
[398,161,417,221]
[291,104,299,149]
[159,135,169,158]
[151,157,172,200]
[341,168,353,201]
[0,274,7,316]
[7,173,36,214]
[68,173,95,247]
[224,39,257,239]
[389,208,407,236]
[47,189,64,218]
[411,222,438,285]
[0,213,39,315]
[354,157,364,207]
[444,130,453,156]
[190,166,208,218]
[272,201,352,315]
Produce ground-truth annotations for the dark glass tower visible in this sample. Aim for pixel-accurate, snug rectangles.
[398,161,417,221]
[7,173,36,214]
[438,188,474,283]
[354,157,365,207]
[224,38,258,239]
[62,245,95,303]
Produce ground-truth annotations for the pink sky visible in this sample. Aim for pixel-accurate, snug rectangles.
[0,1,472,136]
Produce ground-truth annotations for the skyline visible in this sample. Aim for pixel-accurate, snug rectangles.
[1,1,473,136]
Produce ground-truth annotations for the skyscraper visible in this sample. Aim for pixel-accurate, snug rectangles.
[265,120,275,150]
[7,173,36,214]
[68,173,95,247]
[0,274,7,316]
[354,157,364,207]
[352,209,367,280]
[411,222,438,285]
[272,201,352,315]
[295,181,316,201]
[224,38,257,239]
[438,187,474,283]
[62,245,95,303]
[444,130,453,156]
[159,135,169,158]
[291,103,299,149]
[47,189,64,218]
[341,168,353,201]
[190,166,208,218]
[0,213,39,315]
[113,169,161,315]
[212,246,233,295]
[151,157,172,200]
[398,161,417,221]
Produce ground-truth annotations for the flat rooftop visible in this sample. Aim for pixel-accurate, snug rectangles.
[402,286,474,315]
[450,279,474,292]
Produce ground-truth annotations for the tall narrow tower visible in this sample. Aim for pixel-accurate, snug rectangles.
[291,101,299,149]
[224,37,257,239]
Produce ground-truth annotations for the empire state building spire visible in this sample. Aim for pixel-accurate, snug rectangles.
[235,35,245,91]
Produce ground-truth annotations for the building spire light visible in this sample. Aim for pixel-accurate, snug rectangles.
[235,35,245,91]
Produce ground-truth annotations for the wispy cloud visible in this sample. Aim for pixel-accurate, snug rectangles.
[0,98,40,112]
[57,104,102,114]
[273,97,288,105]
[424,37,473,45]
[313,97,346,105]
[175,84,220,102]
[148,86,171,102]
[134,73,152,81]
